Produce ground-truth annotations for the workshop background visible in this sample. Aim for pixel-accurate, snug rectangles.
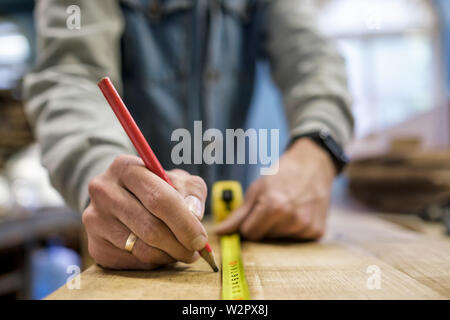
[1,0,450,299]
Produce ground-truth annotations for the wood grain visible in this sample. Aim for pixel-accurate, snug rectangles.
[47,210,450,300]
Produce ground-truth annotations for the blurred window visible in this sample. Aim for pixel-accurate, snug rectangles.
[0,19,30,90]
[317,0,444,138]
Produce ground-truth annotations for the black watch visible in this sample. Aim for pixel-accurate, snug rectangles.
[288,129,349,174]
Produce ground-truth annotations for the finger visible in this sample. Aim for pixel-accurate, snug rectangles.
[108,154,145,175]
[120,165,208,252]
[184,195,204,220]
[296,203,327,240]
[182,175,207,220]
[240,202,280,241]
[86,232,158,270]
[166,168,191,182]
[132,238,178,265]
[266,203,315,239]
[85,209,177,265]
[214,181,261,235]
[88,182,198,263]
[92,214,179,265]
[124,223,199,264]
[167,170,208,220]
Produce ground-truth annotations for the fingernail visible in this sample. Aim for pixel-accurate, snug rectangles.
[185,195,202,219]
[191,234,207,251]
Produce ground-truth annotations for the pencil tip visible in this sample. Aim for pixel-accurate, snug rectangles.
[199,247,219,272]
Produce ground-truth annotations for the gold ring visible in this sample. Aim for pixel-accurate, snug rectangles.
[124,232,138,253]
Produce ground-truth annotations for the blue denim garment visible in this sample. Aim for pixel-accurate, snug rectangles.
[24,0,353,212]
[119,0,267,186]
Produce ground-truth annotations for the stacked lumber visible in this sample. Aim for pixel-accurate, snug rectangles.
[0,90,34,170]
[346,149,450,214]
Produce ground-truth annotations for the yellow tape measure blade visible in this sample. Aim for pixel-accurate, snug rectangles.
[221,234,250,300]
[212,181,250,300]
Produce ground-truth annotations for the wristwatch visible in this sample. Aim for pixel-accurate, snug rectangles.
[288,129,349,174]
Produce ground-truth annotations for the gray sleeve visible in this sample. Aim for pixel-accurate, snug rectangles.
[265,0,354,146]
[23,0,134,213]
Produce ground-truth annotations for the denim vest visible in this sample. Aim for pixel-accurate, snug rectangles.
[119,0,267,188]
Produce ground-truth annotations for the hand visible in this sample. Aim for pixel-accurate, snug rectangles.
[82,155,209,269]
[215,138,336,240]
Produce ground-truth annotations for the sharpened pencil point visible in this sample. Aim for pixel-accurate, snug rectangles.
[199,247,219,272]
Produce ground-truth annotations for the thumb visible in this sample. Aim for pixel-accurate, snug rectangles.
[214,181,261,234]
[184,195,203,220]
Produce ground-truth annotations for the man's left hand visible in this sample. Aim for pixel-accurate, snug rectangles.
[215,138,336,240]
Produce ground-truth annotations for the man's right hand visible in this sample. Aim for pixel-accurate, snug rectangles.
[82,155,209,270]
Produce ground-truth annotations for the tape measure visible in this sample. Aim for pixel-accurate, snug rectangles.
[212,181,250,300]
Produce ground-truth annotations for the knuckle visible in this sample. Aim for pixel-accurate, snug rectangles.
[187,175,207,197]
[141,220,162,245]
[266,192,290,213]
[269,200,289,216]
[112,154,131,167]
[170,169,190,177]
[88,177,120,210]
[87,176,107,198]
[110,155,126,172]
[110,155,136,176]
[82,207,97,228]
[144,188,165,212]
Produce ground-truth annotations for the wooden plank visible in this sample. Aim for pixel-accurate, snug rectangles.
[46,210,450,300]
[47,236,222,300]
[376,213,449,241]
[329,210,450,299]
[242,241,443,299]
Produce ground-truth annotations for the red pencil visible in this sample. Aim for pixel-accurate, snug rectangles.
[98,77,218,272]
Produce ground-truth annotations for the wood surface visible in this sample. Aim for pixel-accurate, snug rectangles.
[47,209,450,300]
